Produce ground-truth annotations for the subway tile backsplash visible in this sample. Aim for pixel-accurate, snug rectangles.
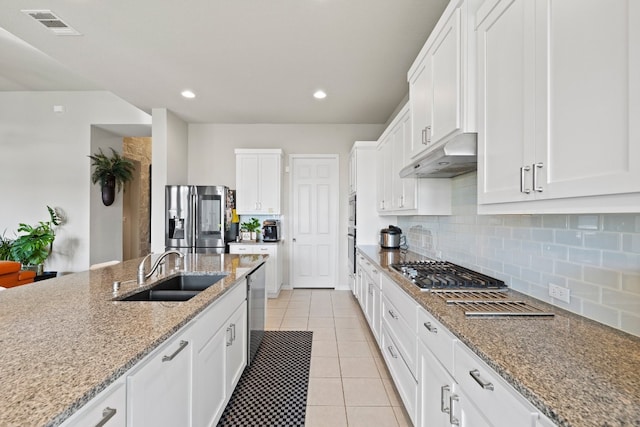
[398,172,640,337]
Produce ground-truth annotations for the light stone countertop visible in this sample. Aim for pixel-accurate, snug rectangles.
[0,253,266,427]
[358,245,640,427]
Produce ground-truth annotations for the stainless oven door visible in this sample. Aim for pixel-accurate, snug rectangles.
[347,226,356,274]
[348,194,356,227]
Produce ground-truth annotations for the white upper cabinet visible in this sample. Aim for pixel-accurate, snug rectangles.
[477,0,640,213]
[377,104,452,215]
[408,0,480,160]
[235,149,282,215]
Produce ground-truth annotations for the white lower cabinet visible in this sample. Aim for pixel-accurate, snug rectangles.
[454,343,539,427]
[381,325,417,424]
[229,243,282,297]
[416,306,547,427]
[225,303,248,390]
[127,326,194,427]
[193,316,227,427]
[62,378,126,427]
[192,281,247,427]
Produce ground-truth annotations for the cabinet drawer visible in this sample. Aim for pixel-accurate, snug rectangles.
[62,380,126,427]
[381,325,417,425]
[417,307,456,376]
[382,295,417,377]
[381,274,417,331]
[454,343,539,427]
[360,257,381,288]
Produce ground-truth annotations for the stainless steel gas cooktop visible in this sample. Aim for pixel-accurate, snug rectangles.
[391,260,507,291]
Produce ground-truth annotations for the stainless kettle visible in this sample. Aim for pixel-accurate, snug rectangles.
[380,225,405,249]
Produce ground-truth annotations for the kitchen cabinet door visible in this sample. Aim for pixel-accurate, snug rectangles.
[235,154,260,213]
[478,0,640,212]
[392,109,418,211]
[430,6,462,144]
[226,302,248,391]
[127,326,193,427]
[235,149,282,215]
[193,318,227,427]
[408,0,479,160]
[376,136,393,212]
[257,154,281,214]
[477,0,534,205]
[417,340,454,427]
[409,54,433,159]
[533,0,640,201]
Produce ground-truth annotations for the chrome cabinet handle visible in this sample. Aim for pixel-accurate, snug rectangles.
[426,125,432,144]
[533,162,544,192]
[520,165,531,194]
[469,369,494,390]
[368,284,373,295]
[388,309,399,320]
[449,394,460,426]
[423,321,438,333]
[162,340,189,362]
[226,327,233,347]
[440,385,450,414]
[421,128,427,145]
[231,323,236,342]
[94,407,117,427]
[387,345,398,359]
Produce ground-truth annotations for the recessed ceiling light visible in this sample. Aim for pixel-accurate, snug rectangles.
[181,90,196,99]
[313,90,327,99]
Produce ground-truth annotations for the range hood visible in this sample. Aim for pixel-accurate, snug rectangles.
[400,133,477,178]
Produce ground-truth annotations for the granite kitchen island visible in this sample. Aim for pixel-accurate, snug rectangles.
[0,253,266,427]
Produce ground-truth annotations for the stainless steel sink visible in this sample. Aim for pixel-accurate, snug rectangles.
[117,274,227,302]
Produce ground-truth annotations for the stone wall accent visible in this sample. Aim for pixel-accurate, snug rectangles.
[123,137,152,257]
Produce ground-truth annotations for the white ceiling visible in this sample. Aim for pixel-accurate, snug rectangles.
[0,0,448,124]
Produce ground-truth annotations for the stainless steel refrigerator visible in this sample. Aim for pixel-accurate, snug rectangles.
[165,185,230,253]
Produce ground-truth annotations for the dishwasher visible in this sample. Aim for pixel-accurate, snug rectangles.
[246,262,266,364]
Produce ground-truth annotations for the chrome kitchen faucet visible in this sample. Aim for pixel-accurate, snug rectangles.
[137,250,184,285]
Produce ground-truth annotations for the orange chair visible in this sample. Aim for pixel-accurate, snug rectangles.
[0,261,36,288]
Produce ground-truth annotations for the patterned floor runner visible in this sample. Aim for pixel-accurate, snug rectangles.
[217,330,313,427]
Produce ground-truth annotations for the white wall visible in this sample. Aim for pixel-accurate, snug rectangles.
[150,108,188,252]
[188,124,385,288]
[89,126,124,266]
[0,91,150,272]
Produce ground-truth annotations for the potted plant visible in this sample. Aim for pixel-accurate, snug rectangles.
[10,206,62,275]
[240,218,261,241]
[88,147,135,206]
[0,232,13,261]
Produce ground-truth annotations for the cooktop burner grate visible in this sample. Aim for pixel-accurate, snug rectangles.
[391,260,507,291]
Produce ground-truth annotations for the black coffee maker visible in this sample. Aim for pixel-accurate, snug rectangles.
[262,220,281,242]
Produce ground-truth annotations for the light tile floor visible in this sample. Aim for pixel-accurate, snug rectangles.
[266,289,412,427]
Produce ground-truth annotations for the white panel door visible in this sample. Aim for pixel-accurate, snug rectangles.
[291,155,339,288]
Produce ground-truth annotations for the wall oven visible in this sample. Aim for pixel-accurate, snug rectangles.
[348,193,356,274]
[348,226,356,274]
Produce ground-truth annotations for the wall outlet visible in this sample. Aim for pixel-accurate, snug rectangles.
[548,283,570,304]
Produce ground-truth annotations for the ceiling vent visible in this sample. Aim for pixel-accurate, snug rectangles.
[21,10,81,36]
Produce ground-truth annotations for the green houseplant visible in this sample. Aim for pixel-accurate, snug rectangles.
[0,232,13,261]
[10,206,62,274]
[88,147,135,206]
[240,218,261,241]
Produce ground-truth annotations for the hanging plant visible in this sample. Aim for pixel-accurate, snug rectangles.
[88,148,135,206]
